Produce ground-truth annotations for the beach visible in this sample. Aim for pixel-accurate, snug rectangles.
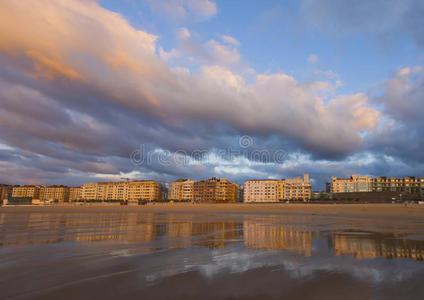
[1,203,424,299]
[2,202,424,220]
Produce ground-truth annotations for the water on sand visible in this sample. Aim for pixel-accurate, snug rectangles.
[1,209,424,299]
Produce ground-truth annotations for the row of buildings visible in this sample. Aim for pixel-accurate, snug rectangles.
[329,175,424,195]
[2,181,161,204]
[1,175,312,204]
[169,175,312,203]
[3,174,424,204]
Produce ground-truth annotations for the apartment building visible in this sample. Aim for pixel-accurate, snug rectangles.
[373,176,424,195]
[169,179,195,201]
[193,178,238,203]
[330,175,424,196]
[81,183,97,200]
[39,186,69,203]
[80,180,160,203]
[12,185,40,199]
[0,185,13,200]
[96,182,126,201]
[244,174,312,202]
[243,180,279,202]
[330,175,373,193]
[284,174,312,200]
[69,187,82,202]
[126,180,160,202]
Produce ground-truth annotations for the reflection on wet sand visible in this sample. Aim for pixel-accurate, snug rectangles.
[243,221,312,256]
[330,233,424,261]
[1,212,424,262]
[1,211,424,299]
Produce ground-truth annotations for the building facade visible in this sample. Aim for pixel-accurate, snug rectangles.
[331,175,424,196]
[69,187,82,202]
[11,186,40,199]
[169,179,195,201]
[373,176,424,195]
[80,180,160,203]
[330,175,373,193]
[283,174,312,200]
[193,178,238,203]
[126,180,160,202]
[244,174,312,202]
[39,186,69,203]
[0,185,13,200]
[243,180,279,202]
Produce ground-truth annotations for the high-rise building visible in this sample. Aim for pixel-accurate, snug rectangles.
[12,186,40,199]
[81,183,97,200]
[126,180,160,202]
[243,180,279,202]
[69,187,82,202]
[169,179,195,201]
[283,174,312,200]
[330,175,424,196]
[373,176,423,195]
[330,175,373,193]
[80,180,160,203]
[0,185,13,200]
[39,186,69,203]
[244,174,312,202]
[193,178,238,203]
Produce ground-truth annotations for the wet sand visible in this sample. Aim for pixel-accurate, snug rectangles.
[2,203,424,220]
[1,205,424,299]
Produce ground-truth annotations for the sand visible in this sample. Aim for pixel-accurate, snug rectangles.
[1,203,424,299]
[2,203,424,220]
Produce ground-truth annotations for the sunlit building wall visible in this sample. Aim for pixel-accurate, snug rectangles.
[193,178,238,203]
[330,175,373,193]
[81,183,97,200]
[243,180,279,202]
[283,174,312,200]
[244,174,311,202]
[39,186,70,203]
[169,179,195,201]
[80,181,160,202]
[11,186,40,199]
[126,180,160,202]
[69,187,82,202]
[331,175,424,195]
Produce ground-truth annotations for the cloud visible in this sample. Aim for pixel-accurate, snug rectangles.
[366,66,424,164]
[221,35,240,46]
[145,0,217,22]
[205,40,241,66]
[160,28,242,69]
[307,54,318,63]
[0,0,385,187]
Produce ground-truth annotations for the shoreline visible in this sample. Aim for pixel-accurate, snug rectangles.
[2,203,424,220]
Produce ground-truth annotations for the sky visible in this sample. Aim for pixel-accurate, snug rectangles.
[0,0,423,189]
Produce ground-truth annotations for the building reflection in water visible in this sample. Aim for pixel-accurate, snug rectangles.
[0,212,424,262]
[243,220,313,256]
[329,233,424,261]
